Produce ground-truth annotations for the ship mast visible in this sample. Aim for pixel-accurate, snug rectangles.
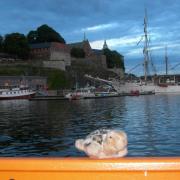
[143,9,150,82]
[165,46,168,75]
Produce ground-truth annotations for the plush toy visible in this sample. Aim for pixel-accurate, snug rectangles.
[75,129,128,159]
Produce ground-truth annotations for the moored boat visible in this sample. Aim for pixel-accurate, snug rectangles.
[0,85,36,100]
[65,86,95,100]
[95,86,119,97]
[130,90,140,96]
[65,86,119,100]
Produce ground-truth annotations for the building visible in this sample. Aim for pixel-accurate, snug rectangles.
[68,40,93,57]
[30,40,107,69]
[0,76,47,90]
[68,40,107,68]
[30,39,124,76]
[30,42,71,71]
[103,40,108,50]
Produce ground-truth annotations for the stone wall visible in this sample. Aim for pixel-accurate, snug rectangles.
[43,60,66,71]
[71,54,107,69]
[50,51,71,66]
[89,54,107,69]
[30,48,50,60]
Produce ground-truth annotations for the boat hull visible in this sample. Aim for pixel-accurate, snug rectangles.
[0,158,180,180]
[112,82,180,94]
[155,85,180,94]
[0,92,36,100]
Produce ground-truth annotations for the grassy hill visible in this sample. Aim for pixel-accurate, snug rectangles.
[0,61,118,89]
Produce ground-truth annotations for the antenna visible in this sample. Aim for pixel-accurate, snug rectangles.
[165,46,168,75]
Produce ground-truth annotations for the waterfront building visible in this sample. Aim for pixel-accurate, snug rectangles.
[102,40,125,78]
[68,40,93,57]
[69,39,107,69]
[30,40,108,70]
[30,39,124,77]
[0,76,47,90]
[30,42,71,71]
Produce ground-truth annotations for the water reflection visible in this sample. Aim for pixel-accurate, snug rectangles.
[0,95,180,157]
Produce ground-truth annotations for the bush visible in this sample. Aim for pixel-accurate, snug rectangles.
[27,24,65,44]
[70,48,85,58]
[3,33,30,59]
[103,48,125,70]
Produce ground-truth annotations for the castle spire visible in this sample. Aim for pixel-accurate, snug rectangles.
[83,32,87,41]
[103,40,108,49]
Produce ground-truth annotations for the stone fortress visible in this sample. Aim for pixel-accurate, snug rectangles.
[30,38,124,77]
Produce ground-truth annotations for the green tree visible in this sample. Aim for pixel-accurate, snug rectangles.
[103,48,125,70]
[70,47,85,58]
[27,24,65,44]
[3,33,30,59]
[27,30,38,44]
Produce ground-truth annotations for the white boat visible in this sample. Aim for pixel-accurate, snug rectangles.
[65,87,95,100]
[84,75,155,95]
[94,86,119,97]
[148,83,180,94]
[65,86,119,100]
[0,85,36,100]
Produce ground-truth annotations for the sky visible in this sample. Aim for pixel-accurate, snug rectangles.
[0,0,180,76]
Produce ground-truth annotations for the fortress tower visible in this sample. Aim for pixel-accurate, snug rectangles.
[103,40,108,49]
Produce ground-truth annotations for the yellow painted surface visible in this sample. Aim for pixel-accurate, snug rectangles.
[0,157,180,180]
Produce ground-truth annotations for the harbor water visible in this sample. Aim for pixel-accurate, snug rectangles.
[0,94,180,157]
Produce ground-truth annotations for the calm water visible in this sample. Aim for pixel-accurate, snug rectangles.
[0,95,180,157]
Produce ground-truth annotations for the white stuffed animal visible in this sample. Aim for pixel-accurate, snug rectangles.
[75,129,128,159]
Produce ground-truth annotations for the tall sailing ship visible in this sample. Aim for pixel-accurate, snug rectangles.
[86,10,180,94]
[118,10,180,94]
[135,10,180,94]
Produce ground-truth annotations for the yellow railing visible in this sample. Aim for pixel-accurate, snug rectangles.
[0,157,180,180]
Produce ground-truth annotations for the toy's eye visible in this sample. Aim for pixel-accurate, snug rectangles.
[109,136,112,139]
[85,142,91,147]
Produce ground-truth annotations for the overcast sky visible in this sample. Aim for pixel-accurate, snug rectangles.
[0,0,180,75]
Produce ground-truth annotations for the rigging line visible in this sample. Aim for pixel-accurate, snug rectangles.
[148,37,156,74]
[137,35,144,46]
[126,63,142,74]
[170,62,180,70]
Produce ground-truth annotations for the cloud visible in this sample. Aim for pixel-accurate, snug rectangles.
[125,48,142,57]
[90,35,141,49]
[126,42,180,58]
[1,0,180,75]
[77,22,120,33]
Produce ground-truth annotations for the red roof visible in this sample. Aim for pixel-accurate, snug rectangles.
[51,42,70,52]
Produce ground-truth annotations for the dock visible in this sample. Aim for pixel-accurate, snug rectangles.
[29,96,68,101]
[29,91,154,101]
